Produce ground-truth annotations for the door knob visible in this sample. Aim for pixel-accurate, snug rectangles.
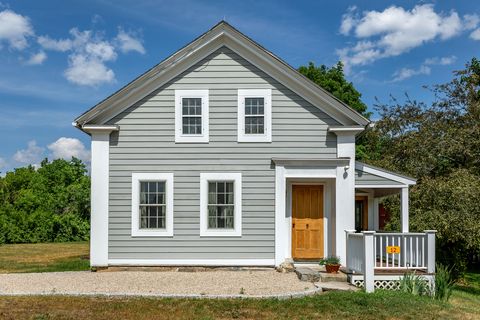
[292,223,295,229]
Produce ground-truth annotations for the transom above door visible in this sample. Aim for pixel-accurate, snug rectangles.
[292,184,324,260]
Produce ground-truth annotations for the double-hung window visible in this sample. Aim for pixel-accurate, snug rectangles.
[238,89,272,142]
[200,173,242,237]
[175,90,209,143]
[131,173,174,237]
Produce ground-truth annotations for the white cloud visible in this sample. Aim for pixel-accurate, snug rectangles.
[470,28,480,40]
[464,14,480,30]
[339,6,357,35]
[115,29,145,54]
[13,140,45,165]
[38,27,145,86]
[0,9,33,50]
[25,50,47,65]
[65,54,115,86]
[37,35,72,51]
[392,65,431,82]
[47,137,90,162]
[0,157,6,169]
[61,28,117,86]
[424,55,457,66]
[339,5,475,69]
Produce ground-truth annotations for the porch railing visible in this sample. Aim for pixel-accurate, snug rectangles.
[345,230,436,292]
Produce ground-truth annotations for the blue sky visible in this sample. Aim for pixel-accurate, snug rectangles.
[0,0,479,172]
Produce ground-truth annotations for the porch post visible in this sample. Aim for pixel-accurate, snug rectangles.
[373,198,379,230]
[400,187,409,233]
[363,231,375,293]
[335,133,356,265]
[425,230,437,274]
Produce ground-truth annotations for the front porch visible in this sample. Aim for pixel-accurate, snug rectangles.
[345,230,436,292]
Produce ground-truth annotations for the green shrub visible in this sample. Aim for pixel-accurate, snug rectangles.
[434,264,455,301]
[399,272,430,296]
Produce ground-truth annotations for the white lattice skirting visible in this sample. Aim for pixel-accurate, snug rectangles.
[352,279,401,290]
[352,277,433,290]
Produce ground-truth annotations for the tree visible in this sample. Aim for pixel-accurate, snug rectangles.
[0,158,90,244]
[298,61,370,117]
[360,58,480,275]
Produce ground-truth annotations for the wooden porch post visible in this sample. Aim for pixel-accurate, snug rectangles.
[400,187,409,233]
[363,231,375,293]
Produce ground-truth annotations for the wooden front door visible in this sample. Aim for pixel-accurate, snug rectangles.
[292,185,324,259]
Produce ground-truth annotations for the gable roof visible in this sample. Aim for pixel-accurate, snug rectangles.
[73,21,370,127]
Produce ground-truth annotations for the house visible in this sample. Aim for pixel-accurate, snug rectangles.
[74,22,435,289]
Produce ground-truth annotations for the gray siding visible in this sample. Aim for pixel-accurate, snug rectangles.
[355,170,403,186]
[107,46,339,260]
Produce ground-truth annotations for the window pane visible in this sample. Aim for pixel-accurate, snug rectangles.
[182,116,202,135]
[182,98,202,115]
[245,116,264,134]
[139,180,166,230]
[245,97,264,115]
[207,180,235,230]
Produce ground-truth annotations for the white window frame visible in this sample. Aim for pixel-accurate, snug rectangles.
[200,172,242,237]
[237,89,272,142]
[131,172,174,237]
[175,89,209,143]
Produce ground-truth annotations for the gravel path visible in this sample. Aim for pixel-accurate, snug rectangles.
[0,270,316,298]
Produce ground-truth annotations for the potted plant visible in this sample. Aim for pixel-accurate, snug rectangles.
[319,256,341,273]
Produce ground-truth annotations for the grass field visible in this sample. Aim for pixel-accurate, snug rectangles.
[0,242,89,273]
[0,242,478,319]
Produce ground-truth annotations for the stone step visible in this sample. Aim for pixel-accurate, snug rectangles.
[295,266,348,283]
[315,282,359,292]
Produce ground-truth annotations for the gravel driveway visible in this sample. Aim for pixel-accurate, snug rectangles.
[0,270,316,298]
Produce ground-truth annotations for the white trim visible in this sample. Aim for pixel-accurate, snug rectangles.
[354,184,408,189]
[175,89,209,143]
[90,132,111,267]
[328,126,365,134]
[355,162,416,185]
[108,259,274,266]
[275,164,339,266]
[131,173,174,237]
[80,125,119,133]
[200,172,242,237]
[237,89,272,142]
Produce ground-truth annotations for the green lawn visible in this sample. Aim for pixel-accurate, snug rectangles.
[0,242,89,273]
[0,242,478,319]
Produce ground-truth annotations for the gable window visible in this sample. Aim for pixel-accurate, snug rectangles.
[175,90,209,143]
[200,173,242,237]
[131,173,174,237]
[238,89,272,142]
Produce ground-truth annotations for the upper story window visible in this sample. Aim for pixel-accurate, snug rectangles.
[175,90,209,143]
[131,173,174,237]
[237,89,272,142]
[200,172,242,237]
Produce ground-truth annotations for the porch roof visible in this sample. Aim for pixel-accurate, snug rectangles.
[355,162,416,197]
[355,162,416,187]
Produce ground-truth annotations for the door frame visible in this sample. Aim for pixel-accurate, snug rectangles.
[287,181,330,261]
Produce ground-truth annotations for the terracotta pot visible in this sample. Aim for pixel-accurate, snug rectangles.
[325,264,340,273]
